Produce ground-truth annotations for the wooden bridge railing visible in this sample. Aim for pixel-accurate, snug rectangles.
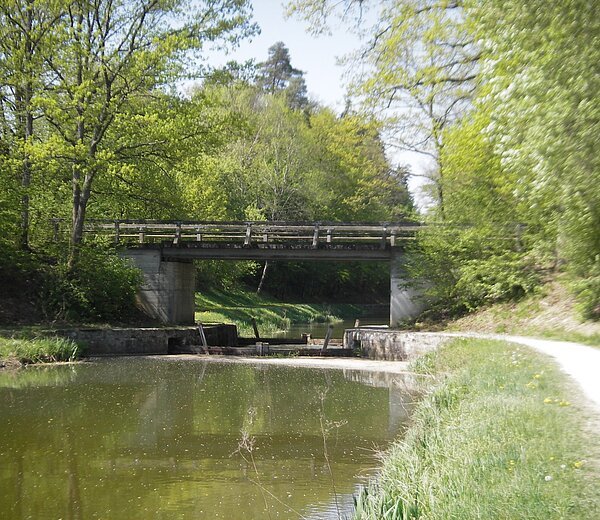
[70,220,421,248]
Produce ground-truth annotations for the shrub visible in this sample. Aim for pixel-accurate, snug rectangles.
[406,225,540,316]
[571,258,600,321]
[40,247,142,322]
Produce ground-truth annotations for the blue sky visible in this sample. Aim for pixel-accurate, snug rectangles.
[206,0,359,110]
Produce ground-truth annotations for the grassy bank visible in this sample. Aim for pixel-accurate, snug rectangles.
[354,338,599,519]
[195,288,372,336]
[0,336,81,367]
[443,279,600,347]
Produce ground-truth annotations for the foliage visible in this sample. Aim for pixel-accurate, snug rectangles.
[39,247,142,323]
[288,0,599,319]
[354,338,600,518]
[0,336,81,365]
[407,226,539,316]
[571,259,600,321]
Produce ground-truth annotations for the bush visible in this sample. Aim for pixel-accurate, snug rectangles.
[572,258,600,321]
[40,247,142,322]
[406,225,540,316]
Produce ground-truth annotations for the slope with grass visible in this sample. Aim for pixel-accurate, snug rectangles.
[444,279,600,346]
[354,338,600,519]
[195,288,373,336]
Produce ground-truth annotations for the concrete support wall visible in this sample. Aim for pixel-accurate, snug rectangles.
[390,249,426,326]
[344,329,449,361]
[122,250,195,325]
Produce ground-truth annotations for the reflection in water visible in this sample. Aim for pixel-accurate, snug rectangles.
[0,358,416,519]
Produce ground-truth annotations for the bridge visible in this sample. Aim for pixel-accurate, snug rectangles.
[80,220,426,327]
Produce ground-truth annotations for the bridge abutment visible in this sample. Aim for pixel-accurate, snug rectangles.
[390,249,426,327]
[122,249,195,325]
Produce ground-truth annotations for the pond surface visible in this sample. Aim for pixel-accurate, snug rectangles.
[0,358,416,519]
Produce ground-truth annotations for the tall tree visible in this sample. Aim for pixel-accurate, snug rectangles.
[287,0,479,215]
[0,0,64,249]
[257,41,309,110]
[36,0,254,267]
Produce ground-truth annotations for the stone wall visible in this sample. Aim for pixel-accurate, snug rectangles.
[54,324,238,356]
[343,329,451,361]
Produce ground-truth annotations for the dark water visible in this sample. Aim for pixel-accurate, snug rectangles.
[0,358,415,519]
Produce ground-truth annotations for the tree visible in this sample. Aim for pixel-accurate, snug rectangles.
[287,0,479,215]
[34,0,255,267]
[0,0,64,249]
[470,0,600,317]
[257,41,309,110]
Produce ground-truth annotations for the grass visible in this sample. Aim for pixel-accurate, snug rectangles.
[353,338,600,519]
[0,336,81,366]
[444,279,600,347]
[195,288,368,336]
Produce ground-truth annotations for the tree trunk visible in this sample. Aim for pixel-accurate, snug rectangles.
[20,111,33,251]
[257,260,269,294]
[18,4,34,250]
[68,169,93,271]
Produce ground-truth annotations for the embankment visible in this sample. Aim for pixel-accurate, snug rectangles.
[349,334,600,519]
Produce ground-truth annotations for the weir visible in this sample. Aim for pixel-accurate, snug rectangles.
[84,220,425,326]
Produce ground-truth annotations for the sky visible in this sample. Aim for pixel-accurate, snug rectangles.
[204,0,432,207]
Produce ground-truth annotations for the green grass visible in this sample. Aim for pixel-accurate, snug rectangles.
[0,336,81,366]
[354,338,600,519]
[195,288,366,336]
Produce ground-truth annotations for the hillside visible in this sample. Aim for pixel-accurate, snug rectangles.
[444,279,600,346]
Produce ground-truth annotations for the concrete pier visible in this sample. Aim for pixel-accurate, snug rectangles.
[390,249,426,326]
[122,249,195,325]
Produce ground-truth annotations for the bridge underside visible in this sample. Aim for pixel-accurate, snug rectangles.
[123,243,424,328]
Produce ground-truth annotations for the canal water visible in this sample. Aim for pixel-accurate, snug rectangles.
[274,318,389,340]
[0,358,416,519]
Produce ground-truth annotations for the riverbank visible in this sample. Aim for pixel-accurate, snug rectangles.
[0,336,81,368]
[354,337,600,519]
[195,288,381,336]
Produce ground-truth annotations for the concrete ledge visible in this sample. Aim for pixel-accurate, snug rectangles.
[344,329,451,361]
[54,327,198,356]
[52,324,240,356]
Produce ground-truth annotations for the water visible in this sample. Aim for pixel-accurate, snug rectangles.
[0,358,416,519]
[274,318,389,340]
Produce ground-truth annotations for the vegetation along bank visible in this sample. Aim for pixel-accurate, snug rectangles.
[353,338,600,519]
[0,336,81,369]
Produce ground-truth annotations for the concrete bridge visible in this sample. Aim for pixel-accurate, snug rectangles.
[83,220,425,327]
